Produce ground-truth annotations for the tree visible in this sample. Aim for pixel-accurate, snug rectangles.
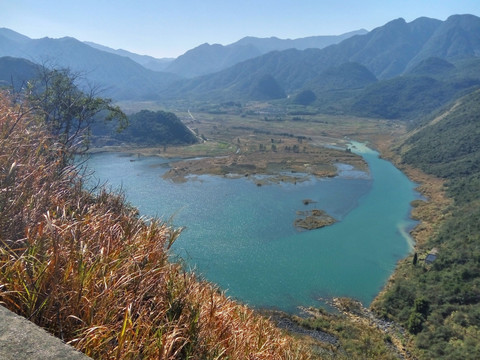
[293,89,316,105]
[26,66,127,162]
[414,297,430,317]
[407,312,424,334]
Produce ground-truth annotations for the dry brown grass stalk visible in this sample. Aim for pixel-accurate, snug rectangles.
[0,91,312,359]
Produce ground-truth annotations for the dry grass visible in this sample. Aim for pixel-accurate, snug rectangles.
[0,92,312,359]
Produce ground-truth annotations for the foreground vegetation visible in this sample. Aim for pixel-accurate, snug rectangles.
[0,91,314,358]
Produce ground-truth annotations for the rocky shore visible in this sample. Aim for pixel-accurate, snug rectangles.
[270,313,339,345]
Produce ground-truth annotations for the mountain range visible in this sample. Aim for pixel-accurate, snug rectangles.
[0,27,179,100]
[84,30,367,77]
[163,29,367,78]
[162,15,480,98]
[0,14,480,116]
[0,27,366,99]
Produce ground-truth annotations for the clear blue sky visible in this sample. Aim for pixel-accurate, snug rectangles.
[2,0,479,58]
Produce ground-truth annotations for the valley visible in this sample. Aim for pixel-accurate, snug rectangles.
[86,105,421,357]
[1,11,480,360]
[86,92,480,358]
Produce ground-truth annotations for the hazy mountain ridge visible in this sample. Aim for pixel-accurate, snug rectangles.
[84,41,174,72]
[165,42,262,78]
[306,56,480,120]
[408,14,480,68]
[0,28,179,99]
[0,56,38,89]
[231,30,368,53]
[165,29,368,78]
[159,48,315,101]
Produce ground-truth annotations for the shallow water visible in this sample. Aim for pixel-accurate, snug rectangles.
[85,142,419,312]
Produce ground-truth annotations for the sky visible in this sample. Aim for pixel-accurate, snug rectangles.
[2,0,480,59]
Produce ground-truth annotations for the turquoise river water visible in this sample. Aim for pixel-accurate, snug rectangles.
[85,142,419,313]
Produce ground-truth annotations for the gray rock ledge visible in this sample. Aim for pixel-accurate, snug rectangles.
[0,305,91,359]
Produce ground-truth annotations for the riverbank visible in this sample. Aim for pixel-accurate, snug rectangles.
[365,134,452,358]
[368,134,451,247]
[263,298,410,359]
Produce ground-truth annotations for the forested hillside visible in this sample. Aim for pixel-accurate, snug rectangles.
[92,109,198,146]
[373,90,480,359]
[116,110,198,145]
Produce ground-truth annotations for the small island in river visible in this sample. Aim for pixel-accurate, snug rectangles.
[294,209,337,230]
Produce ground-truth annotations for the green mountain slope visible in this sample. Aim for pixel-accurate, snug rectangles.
[307,62,377,92]
[373,90,480,359]
[0,56,38,90]
[406,57,456,77]
[409,14,480,67]
[402,90,480,178]
[93,110,198,146]
[349,75,455,119]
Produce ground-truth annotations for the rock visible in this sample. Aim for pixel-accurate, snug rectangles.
[0,306,90,359]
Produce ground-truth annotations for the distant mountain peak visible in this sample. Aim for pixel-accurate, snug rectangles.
[84,41,174,71]
[0,28,32,44]
[167,29,368,78]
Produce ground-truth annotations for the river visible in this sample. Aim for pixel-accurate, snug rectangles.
[85,142,419,313]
